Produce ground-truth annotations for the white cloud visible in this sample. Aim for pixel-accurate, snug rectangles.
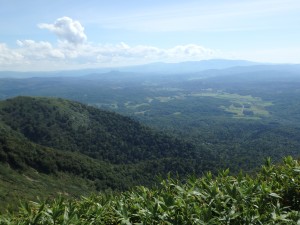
[79,43,222,66]
[4,38,298,71]
[38,17,87,45]
[0,16,224,70]
[0,40,225,70]
[17,40,65,59]
[166,45,217,61]
[0,43,24,66]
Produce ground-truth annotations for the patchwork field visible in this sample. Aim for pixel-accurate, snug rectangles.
[119,91,273,120]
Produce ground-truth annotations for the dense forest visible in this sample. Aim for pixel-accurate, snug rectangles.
[0,96,218,211]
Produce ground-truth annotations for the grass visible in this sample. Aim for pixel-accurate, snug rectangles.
[173,112,182,116]
[124,102,150,109]
[0,164,96,213]
[93,102,119,109]
[95,90,273,120]
[189,91,273,119]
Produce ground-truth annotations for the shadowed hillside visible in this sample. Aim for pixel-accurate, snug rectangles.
[0,96,218,211]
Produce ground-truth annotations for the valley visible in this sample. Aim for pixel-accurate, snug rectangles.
[0,61,300,222]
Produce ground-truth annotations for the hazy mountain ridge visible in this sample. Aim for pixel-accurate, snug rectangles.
[0,59,261,78]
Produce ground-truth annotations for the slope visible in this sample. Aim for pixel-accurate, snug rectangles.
[0,96,218,211]
[0,96,215,165]
[0,121,140,211]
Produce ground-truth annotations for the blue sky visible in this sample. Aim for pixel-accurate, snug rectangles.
[0,0,300,71]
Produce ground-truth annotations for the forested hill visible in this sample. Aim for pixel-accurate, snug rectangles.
[0,96,215,165]
[0,96,218,210]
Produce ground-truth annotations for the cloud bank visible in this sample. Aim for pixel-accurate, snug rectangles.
[0,17,225,71]
[0,43,24,65]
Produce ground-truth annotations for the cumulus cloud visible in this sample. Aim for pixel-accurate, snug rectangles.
[38,17,87,45]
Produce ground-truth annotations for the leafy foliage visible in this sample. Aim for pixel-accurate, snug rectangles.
[1,157,299,224]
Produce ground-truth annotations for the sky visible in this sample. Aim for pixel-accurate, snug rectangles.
[0,0,300,71]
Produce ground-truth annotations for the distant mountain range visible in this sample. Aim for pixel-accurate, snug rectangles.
[2,58,300,79]
[115,59,260,74]
[0,59,263,78]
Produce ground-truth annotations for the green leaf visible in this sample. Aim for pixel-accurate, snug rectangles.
[269,193,281,198]
[293,168,300,173]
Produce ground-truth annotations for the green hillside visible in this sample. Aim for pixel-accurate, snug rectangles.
[0,96,217,211]
[1,157,299,224]
[0,96,214,164]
